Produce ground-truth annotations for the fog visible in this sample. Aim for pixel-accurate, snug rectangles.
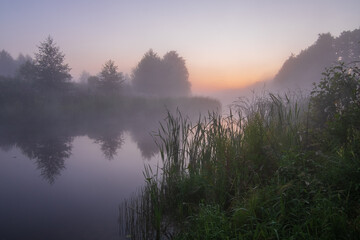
[0,27,359,239]
[0,36,223,239]
[204,28,360,108]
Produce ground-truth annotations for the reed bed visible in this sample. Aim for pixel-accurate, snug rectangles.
[120,66,360,239]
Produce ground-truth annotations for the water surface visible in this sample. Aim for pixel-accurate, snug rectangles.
[0,117,161,240]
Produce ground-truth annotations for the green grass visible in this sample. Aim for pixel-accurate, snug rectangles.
[120,63,360,239]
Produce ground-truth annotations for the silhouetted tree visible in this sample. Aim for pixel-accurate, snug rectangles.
[273,28,360,90]
[335,28,360,63]
[162,51,191,97]
[86,75,100,93]
[0,50,31,77]
[132,49,191,97]
[0,50,16,77]
[132,49,162,96]
[18,58,37,82]
[19,36,71,92]
[98,60,124,94]
[78,71,91,84]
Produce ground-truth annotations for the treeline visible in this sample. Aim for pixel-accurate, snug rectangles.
[0,50,32,77]
[0,36,190,96]
[0,37,216,121]
[273,28,360,89]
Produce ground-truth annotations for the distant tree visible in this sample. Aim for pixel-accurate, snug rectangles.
[162,51,191,97]
[18,58,37,82]
[78,71,91,84]
[0,50,26,77]
[98,60,124,94]
[132,49,191,97]
[87,75,100,93]
[132,49,162,96]
[273,33,336,89]
[334,28,360,63]
[19,36,72,91]
[16,53,32,66]
[273,28,360,90]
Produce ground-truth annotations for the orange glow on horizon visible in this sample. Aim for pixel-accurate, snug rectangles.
[189,63,280,92]
[70,56,282,93]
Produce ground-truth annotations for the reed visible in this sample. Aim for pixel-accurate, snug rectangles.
[120,79,360,239]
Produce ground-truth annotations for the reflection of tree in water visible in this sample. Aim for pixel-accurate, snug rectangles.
[130,132,158,159]
[0,121,73,184]
[94,134,124,160]
[0,96,221,182]
[87,119,125,160]
[19,136,72,184]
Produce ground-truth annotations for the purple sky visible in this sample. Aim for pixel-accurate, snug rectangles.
[1,0,359,92]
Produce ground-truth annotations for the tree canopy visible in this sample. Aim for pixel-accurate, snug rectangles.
[273,28,360,89]
[98,60,124,94]
[132,49,191,97]
[19,36,72,91]
[0,50,31,77]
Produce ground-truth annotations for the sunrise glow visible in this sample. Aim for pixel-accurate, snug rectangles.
[1,0,359,94]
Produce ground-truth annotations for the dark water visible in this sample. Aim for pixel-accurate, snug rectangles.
[0,96,221,239]
[0,116,163,240]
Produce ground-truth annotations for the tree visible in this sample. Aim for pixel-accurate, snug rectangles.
[98,60,124,94]
[334,28,360,63]
[0,50,15,77]
[132,49,191,97]
[132,49,162,96]
[162,51,191,97]
[78,71,91,84]
[22,36,72,91]
[273,28,360,90]
[18,58,37,82]
[311,62,360,149]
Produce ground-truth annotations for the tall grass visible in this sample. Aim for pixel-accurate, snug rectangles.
[120,85,360,239]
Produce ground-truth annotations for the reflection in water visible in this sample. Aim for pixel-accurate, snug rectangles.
[20,137,72,183]
[95,134,124,160]
[0,116,162,183]
[128,115,160,159]
[87,119,125,160]
[0,98,221,240]
[0,123,73,183]
[0,98,220,183]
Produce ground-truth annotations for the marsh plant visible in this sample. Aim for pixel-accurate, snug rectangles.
[120,62,360,239]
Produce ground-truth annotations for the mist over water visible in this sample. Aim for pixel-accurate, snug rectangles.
[0,6,359,237]
[0,100,219,239]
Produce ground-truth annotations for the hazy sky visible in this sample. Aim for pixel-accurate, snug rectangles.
[1,0,359,92]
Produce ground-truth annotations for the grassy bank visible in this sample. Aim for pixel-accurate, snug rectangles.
[120,63,360,239]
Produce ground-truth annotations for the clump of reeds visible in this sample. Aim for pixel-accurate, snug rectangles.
[120,78,360,239]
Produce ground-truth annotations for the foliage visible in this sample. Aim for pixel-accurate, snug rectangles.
[273,28,360,89]
[0,50,31,77]
[120,63,360,240]
[311,62,360,151]
[132,49,191,97]
[97,60,124,94]
[20,36,72,92]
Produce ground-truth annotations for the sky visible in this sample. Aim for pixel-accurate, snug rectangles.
[1,0,359,92]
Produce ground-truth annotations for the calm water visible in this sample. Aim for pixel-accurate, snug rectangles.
[0,97,221,240]
[0,117,162,240]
